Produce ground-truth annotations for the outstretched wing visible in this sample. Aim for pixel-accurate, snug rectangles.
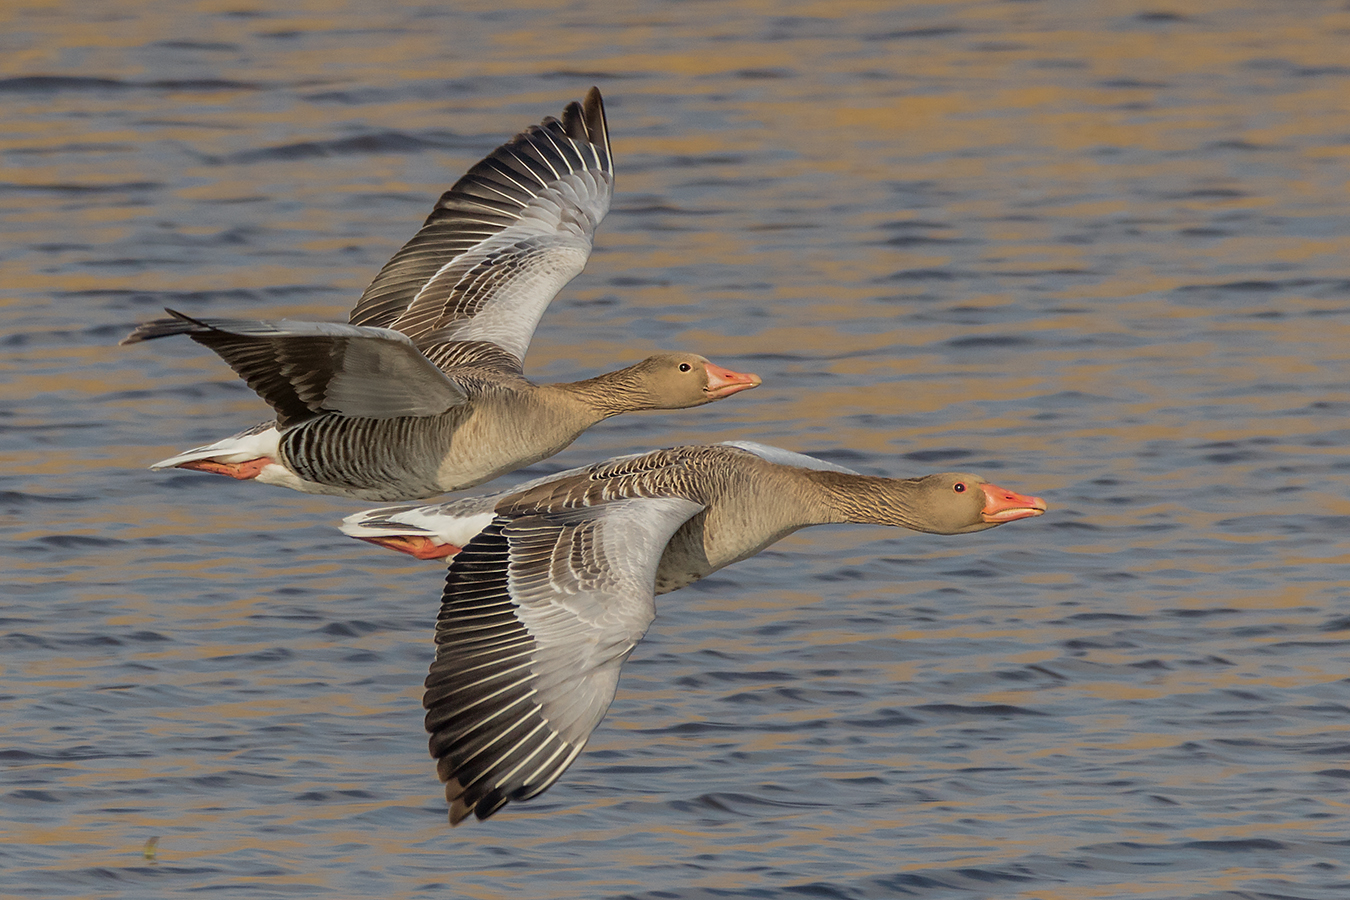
[424,495,703,825]
[121,310,467,428]
[349,88,613,374]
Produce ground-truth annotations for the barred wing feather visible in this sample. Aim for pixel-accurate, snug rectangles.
[350,88,613,373]
[425,496,703,824]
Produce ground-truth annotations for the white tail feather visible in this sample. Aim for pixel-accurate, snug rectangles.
[150,424,281,470]
[341,507,495,548]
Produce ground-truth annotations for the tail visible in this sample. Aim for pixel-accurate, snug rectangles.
[149,421,279,470]
[341,503,497,561]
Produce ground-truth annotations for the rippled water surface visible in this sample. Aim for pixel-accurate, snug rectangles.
[4,1,1350,898]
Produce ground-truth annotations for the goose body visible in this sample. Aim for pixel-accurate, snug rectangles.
[341,441,1047,823]
[122,90,759,502]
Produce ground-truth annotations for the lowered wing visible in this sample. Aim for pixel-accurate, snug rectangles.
[121,310,467,428]
[423,495,703,824]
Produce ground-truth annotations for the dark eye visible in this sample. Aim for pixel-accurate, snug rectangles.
[953,482,966,493]
[679,362,692,372]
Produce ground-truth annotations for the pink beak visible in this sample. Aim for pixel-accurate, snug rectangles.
[703,362,762,399]
[979,483,1047,523]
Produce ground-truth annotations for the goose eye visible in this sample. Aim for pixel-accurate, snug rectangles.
[678,362,692,372]
[953,482,966,493]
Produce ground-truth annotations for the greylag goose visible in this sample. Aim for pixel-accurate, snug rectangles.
[340,441,1047,823]
[121,89,760,502]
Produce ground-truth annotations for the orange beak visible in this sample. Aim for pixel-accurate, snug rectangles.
[703,362,762,400]
[979,483,1047,523]
[355,534,461,560]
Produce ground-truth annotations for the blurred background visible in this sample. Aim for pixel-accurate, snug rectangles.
[2,1,1349,897]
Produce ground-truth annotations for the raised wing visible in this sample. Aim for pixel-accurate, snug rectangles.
[424,495,704,825]
[349,88,613,373]
[121,309,467,428]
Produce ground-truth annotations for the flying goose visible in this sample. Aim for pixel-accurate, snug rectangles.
[341,441,1047,823]
[121,89,760,502]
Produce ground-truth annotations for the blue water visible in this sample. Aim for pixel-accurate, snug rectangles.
[3,2,1350,898]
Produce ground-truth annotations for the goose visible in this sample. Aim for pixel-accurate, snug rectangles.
[340,441,1047,823]
[121,89,760,502]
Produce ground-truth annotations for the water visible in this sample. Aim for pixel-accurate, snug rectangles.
[3,1,1350,897]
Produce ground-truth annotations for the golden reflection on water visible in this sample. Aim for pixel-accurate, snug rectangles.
[4,0,1350,896]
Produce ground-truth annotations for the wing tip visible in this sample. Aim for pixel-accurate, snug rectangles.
[119,307,200,345]
[446,776,473,825]
[444,772,512,826]
[580,86,611,176]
